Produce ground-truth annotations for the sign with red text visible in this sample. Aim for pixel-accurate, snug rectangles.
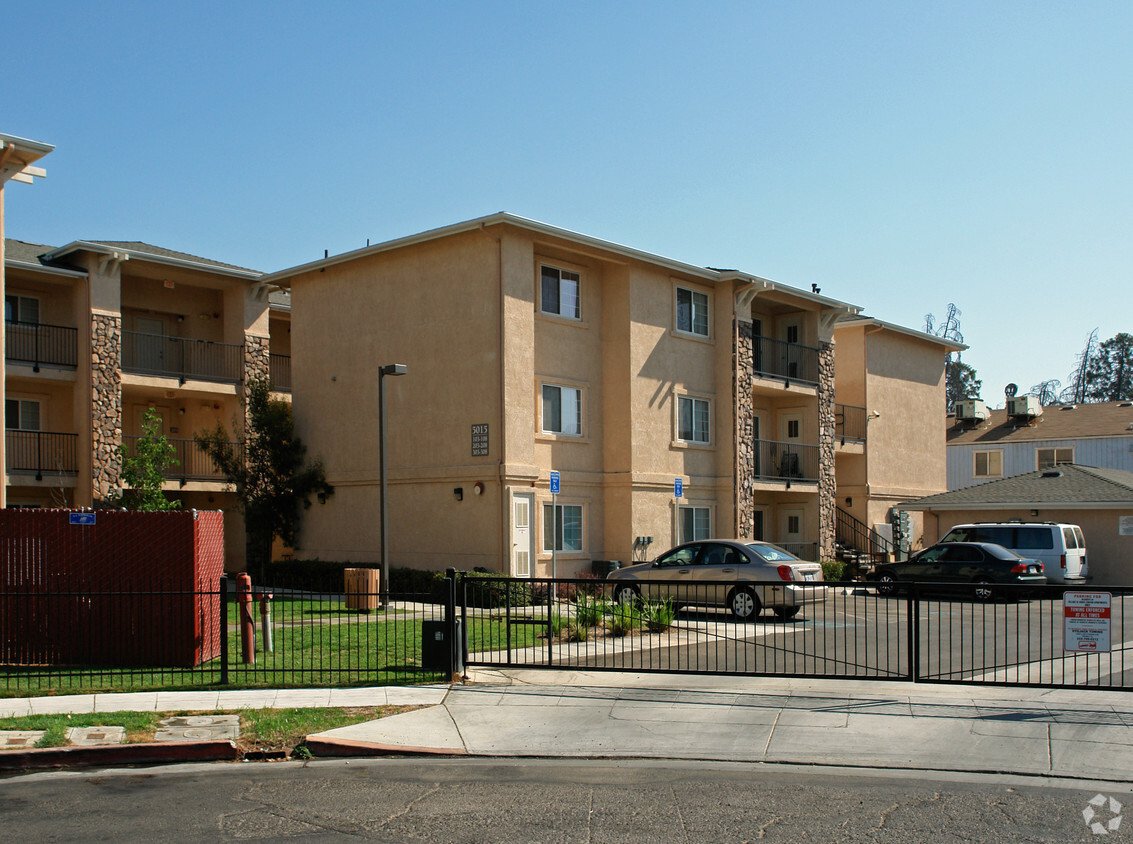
[1064,591,1111,653]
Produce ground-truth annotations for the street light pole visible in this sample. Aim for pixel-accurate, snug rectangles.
[378,363,407,608]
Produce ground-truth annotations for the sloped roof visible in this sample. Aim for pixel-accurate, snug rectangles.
[902,464,1133,510]
[947,402,1133,444]
[4,238,56,265]
[834,314,967,353]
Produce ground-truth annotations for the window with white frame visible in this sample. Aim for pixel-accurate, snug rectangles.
[677,396,710,444]
[974,450,1003,478]
[5,398,41,431]
[675,286,709,337]
[4,294,39,324]
[540,265,581,320]
[680,506,711,543]
[1037,447,1074,470]
[543,503,583,552]
[541,383,582,436]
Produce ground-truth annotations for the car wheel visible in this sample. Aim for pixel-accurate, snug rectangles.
[728,587,761,621]
[973,580,995,602]
[614,584,640,606]
[773,606,800,620]
[876,572,897,596]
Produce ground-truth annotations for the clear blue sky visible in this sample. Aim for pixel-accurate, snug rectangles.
[5,1,1130,405]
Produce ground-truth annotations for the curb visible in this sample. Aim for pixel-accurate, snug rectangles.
[0,740,239,772]
[303,736,466,758]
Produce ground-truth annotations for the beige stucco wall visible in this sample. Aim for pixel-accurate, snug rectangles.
[922,508,1133,586]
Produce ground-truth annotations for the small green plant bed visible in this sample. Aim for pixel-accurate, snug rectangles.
[0,706,406,757]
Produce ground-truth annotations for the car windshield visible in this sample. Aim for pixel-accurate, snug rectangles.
[745,544,799,562]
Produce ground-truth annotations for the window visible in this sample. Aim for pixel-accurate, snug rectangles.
[678,396,710,444]
[974,450,1003,478]
[543,503,583,552]
[540,265,581,320]
[1037,447,1073,470]
[541,384,582,436]
[675,286,709,337]
[5,399,41,431]
[679,506,711,543]
[787,515,801,534]
[786,419,800,439]
[4,295,39,324]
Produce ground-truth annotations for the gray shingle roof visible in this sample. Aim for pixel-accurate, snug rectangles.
[4,238,56,265]
[902,464,1133,509]
[84,241,259,274]
[948,402,1133,443]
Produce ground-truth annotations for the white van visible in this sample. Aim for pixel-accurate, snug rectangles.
[938,522,1087,584]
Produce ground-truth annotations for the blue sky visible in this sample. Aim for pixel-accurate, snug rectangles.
[5,1,1130,404]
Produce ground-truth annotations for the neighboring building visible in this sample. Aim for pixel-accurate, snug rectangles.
[947,402,1133,490]
[900,464,1133,585]
[3,237,288,565]
[833,317,965,555]
[262,213,955,575]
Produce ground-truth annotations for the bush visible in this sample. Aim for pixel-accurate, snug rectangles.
[462,571,533,608]
[608,602,641,637]
[821,560,846,583]
[257,560,448,601]
[567,624,590,642]
[641,598,676,633]
[574,593,607,629]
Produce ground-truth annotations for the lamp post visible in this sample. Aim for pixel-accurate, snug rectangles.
[378,363,407,607]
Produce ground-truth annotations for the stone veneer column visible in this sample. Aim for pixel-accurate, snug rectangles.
[90,313,123,502]
[244,335,270,385]
[817,341,837,560]
[733,318,755,538]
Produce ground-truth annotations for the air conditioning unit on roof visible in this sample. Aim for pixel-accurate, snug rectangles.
[955,400,989,423]
[1006,395,1042,420]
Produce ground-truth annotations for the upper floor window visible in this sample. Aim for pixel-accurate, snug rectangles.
[5,294,39,324]
[675,286,709,337]
[678,396,710,444]
[1037,447,1073,471]
[540,265,581,320]
[541,383,582,436]
[974,450,1003,478]
[5,398,41,431]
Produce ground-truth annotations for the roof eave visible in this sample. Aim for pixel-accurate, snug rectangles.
[41,241,261,281]
[4,258,87,279]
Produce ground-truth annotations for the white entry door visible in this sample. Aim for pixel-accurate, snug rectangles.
[512,493,534,577]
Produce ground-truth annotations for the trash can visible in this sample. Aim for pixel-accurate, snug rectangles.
[422,619,463,673]
[591,560,622,577]
[344,568,381,612]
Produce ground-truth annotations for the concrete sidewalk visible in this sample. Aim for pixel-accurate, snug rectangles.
[308,669,1133,782]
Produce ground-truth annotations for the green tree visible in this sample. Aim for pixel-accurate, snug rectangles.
[1085,332,1133,402]
[195,377,333,578]
[117,408,180,510]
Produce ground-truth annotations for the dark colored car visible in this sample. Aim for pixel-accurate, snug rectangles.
[874,542,1046,601]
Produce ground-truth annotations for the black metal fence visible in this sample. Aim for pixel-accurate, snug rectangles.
[1,573,1128,695]
[121,331,244,383]
[754,440,819,483]
[4,430,79,478]
[5,321,78,370]
[835,403,867,444]
[752,336,819,385]
[121,436,241,483]
[270,353,291,392]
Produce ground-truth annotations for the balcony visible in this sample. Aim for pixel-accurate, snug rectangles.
[270,353,291,392]
[5,430,79,479]
[753,336,819,386]
[122,436,241,484]
[835,403,867,444]
[5,321,78,370]
[122,331,243,384]
[771,540,819,561]
[753,440,819,484]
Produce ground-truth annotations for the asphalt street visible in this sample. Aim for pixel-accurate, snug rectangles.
[3,758,1129,842]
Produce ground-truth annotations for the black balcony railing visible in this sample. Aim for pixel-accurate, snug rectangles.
[772,540,819,561]
[121,332,244,384]
[836,506,894,566]
[5,430,79,479]
[753,440,819,483]
[122,436,241,483]
[270,354,291,392]
[5,321,78,370]
[752,336,819,385]
[835,403,867,444]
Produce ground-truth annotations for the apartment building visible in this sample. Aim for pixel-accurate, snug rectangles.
[263,213,954,575]
[3,236,289,563]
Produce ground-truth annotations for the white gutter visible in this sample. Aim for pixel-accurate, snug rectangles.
[41,241,262,280]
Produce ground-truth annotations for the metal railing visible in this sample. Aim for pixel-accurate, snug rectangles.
[121,331,244,383]
[4,430,79,478]
[835,403,866,444]
[5,321,78,370]
[752,336,819,385]
[753,440,819,483]
[270,353,291,392]
[773,541,819,561]
[121,436,241,483]
[836,507,894,568]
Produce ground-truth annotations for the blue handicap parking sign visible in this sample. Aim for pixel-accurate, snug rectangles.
[550,471,560,494]
[675,478,683,498]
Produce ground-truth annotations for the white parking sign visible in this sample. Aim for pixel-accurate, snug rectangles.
[1064,591,1111,653]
